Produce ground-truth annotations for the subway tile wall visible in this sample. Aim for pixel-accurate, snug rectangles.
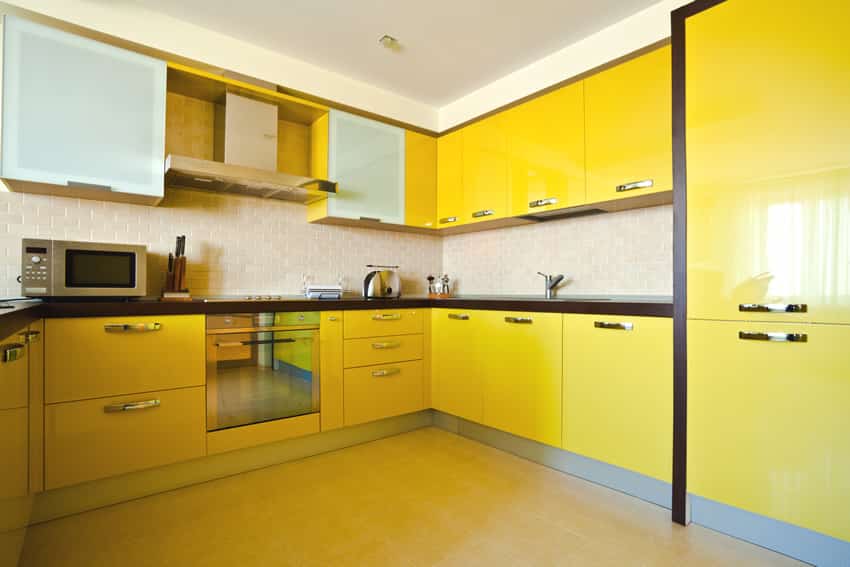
[0,189,671,299]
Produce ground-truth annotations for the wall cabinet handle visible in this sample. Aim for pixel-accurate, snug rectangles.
[529,197,558,208]
[448,313,470,320]
[1,343,25,363]
[738,303,808,313]
[104,323,162,333]
[472,209,495,218]
[371,368,401,377]
[371,341,400,349]
[616,179,653,192]
[439,216,458,224]
[372,313,401,321]
[67,180,112,192]
[19,330,41,343]
[104,399,161,413]
[504,316,533,324]
[738,331,808,343]
[594,321,634,331]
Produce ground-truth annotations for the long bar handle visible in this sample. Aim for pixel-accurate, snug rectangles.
[216,338,296,347]
[738,303,808,313]
[372,313,401,321]
[371,368,401,377]
[504,316,533,324]
[448,313,470,320]
[19,330,41,344]
[104,323,162,333]
[1,343,25,363]
[68,180,112,192]
[616,179,653,192]
[529,197,558,208]
[472,209,495,218]
[594,321,634,331]
[372,341,401,350]
[738,331,808,343]
[439,216,458,224]
[104,399,161,413]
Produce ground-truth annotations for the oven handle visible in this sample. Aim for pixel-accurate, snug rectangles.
[215,338,297,347]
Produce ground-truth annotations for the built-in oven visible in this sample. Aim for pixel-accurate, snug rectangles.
[205,312,320,431]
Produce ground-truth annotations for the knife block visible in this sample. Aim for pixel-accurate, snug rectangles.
[162,257,191,300]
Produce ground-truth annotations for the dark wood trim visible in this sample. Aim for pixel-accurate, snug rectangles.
[431,298,673,318]
[670,0,727,527]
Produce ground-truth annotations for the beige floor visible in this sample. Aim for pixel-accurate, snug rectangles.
[20,428,803,567]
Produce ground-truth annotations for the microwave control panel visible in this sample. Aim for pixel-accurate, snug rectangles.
[21,239,51,296]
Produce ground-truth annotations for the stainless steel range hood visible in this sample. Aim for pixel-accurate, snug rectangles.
[164,154,337,204]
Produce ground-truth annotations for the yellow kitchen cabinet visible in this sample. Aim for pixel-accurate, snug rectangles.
[0,408,28,499]
[319,311,344,431]
[585,45,671,203]
[0,327,28,410]
[344,334,424,369]
[343,360,424,426]
[686,0,850,324]
[45,386,206,489]
[462,113,509,224]
[562,314,672,481]
[480,311,562,447]
[436,129,464,227]
[45,315,205,403]
[688,320,850,542]
[430,309,484,423]
[343,309,424,339]
[405,130,437,229]
[507,81,586,216]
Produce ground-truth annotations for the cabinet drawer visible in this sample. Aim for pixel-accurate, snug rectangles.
[0,327,28,410]
[45,315,205,403]
[344,334,423,368]
[0,408,28,499]
[45,386,205,489]
[343,360,424,426]
[343,309,424,339]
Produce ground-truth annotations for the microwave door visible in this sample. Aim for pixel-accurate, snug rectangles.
[52,241,147,297]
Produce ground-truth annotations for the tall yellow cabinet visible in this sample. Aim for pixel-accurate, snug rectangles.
[686,0,850,543]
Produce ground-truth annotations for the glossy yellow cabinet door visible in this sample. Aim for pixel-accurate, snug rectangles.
[563,314,672,481]
[405,130,437,229]
[0,327,28,410]
[319,311,343,431]
[0,408,28,499]
[689,320,850,542]
[343,309,424,339]
[480,311,562,447]
[508,81,585,216]
[462,114,509,223]
[436,130,464,227]
[585,45,671,203]
[343,360,424,426]
[431,309,484,423]
[686,1,850,324]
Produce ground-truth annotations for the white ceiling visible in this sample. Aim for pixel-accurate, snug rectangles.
[130,0,660,106]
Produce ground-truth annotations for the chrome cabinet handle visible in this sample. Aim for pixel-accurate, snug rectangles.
[504,316,533,324]
[216,338,296,347]
[67,180,112,192]
[1,343,25,363]
[616,179,653,192]
[439,216,458,224]
[371,341,401,349]
[594,321,634,331]
[104,399,161,413]
[104,323,162,333]
[327,316,338,321]
[739,303,808,313]
[738,331,808,343]
[448,313,470,320]
[372,313,401,321]
[371,368,401,377]
[359,216,381,222]
[472,209,495,218]
[529,197,558,208]
[19,330,41,343]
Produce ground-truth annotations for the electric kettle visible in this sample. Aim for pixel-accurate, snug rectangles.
[363,265,401,298]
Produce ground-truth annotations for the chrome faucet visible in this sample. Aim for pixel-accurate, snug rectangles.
[538,272,566,299]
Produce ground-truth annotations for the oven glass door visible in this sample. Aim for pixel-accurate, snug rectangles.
[206,327,320,431]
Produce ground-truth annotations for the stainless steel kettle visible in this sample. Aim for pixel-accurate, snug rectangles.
[363,265,401,298]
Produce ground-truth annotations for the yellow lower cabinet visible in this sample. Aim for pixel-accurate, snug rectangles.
[319,311,344,431]
[0,327,29,410]
[45,386,206,489]
[343,360,424,426]
[480,311,562,447]
[0,408,28,499]
[689,320,850,542]
[562,314,672,481]
[343,309,424,339]
[430,309,484,422]
[344,334,423,368]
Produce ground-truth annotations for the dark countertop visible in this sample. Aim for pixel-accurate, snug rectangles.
[0,294,672,337]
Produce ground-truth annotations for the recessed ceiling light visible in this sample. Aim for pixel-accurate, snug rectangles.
[378,34,401,51]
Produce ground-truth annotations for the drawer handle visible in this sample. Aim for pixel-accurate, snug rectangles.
[216,338,296,347]
[19,330,41,343]
[616,179,653,192]
[448,313,470,320]
[529,197,558,208]
[439,216,458,224]
[372,314,401,321]
[1,343,25,363]
[104,323,162,333]
[594,321,634,331]
[104,399,161,413]
[327,316,339,321]
[739,303,808,313]
[472,209,495,218]
[371,368,401,377]
[504,316,533,324]
[738,331,808,343]
[372,341,400,350]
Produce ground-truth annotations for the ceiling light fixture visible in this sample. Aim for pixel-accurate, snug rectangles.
[378,34,401,51]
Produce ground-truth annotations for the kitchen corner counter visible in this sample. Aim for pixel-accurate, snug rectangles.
[0,299,44,337]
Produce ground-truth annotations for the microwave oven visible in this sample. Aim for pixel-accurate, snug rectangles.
[21,238,147,298]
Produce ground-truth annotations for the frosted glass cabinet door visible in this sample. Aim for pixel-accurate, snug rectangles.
[1,16,166,199]
[327,110,405,224]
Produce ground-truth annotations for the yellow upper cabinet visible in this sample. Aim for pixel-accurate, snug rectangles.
[436,130,464,227]
[430,309,484,423]
[404,130,437,229]
[507,81,586,215]
[462,114,509,224]
[686,0,850,324]
[585,45,672,203]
